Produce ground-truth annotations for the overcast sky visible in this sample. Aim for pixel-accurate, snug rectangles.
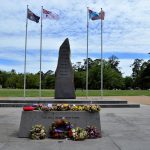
[0,0,150,76]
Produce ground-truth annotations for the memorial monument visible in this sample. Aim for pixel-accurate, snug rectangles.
[18,39,101,138]
[55,38,76,99]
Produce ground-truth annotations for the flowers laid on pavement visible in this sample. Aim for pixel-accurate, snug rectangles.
[29,118,101,140]
[85,126,101,138]
[49,118,73,139]
[71,127,87,141]
[30,124,46,140]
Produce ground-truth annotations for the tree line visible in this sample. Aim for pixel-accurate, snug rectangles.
[0,56,150,90]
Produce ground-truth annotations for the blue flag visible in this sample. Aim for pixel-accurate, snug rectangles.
[88,9,105,20]
[27,9,40,23]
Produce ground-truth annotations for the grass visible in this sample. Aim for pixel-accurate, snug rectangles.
[0,89,150,97]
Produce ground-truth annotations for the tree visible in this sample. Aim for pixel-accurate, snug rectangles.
[26,73,39,89]
[108,55,121,73]
[130,58,150,89]
[131,59,143,79]
[84,58,94,69]
[0,70,9,88]
[103,62,124,89]
[43,70,55,89]
[124,76,133,89]
[139,60,150,89]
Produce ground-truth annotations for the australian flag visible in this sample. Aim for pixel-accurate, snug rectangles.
[88,9,105,20]
[27,9,40,23]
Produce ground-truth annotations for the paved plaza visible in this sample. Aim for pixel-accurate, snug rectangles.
[0,105,150,150]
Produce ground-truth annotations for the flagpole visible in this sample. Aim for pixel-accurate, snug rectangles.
[39,6,43,98]
[100,8,103,100]
[86,7,89,99]
[24,5,28,98]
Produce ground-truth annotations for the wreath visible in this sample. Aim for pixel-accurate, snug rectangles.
[30,124,46,140]
[71,127,87,141]
[85,126,101,139]
[49,118,73,139]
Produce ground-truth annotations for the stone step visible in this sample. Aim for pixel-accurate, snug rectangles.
[101,104,140,108]
[0,100,128,104]
[0,103,140,108]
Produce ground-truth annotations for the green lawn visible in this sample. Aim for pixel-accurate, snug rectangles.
[0,89,149,97]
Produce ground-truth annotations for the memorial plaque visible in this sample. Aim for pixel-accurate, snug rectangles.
[19,111,101,138]
[55,38,76,99]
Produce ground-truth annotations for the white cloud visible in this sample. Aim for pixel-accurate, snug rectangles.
[0,0,150,76]
[118,59,134,77]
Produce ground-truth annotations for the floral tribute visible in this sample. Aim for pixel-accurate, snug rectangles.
[24,104,101,113]
[25,104,102,140]
[49,118,73,139]
[84,104,100,112]
[52,104,71,111]
[29,119,101,140]
[85,126,101,138]
[30,124,46,140]
[71,127,87,141]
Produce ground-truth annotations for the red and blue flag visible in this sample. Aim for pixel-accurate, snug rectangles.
[88,9,105,20]
[27,9,40,23]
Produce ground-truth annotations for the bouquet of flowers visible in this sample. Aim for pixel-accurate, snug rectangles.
[71,127,87,141]
[85,126,101,139]
[61,104,71,111]
[52,104,71,111]
[23,106,34,111]
[33,104,44,111]
[84,104,101,112]
[30,124,46,140]
[71,105,84,111]
[49,118,73,139]
[41,106,53,111]
[52,104,63,111]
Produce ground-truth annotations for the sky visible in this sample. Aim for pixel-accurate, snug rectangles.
[0,0,150,77]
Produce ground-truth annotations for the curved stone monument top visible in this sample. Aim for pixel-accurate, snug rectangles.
[55,38,76,99]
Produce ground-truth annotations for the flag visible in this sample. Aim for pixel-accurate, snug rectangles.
[88,9,105,20]
[42,8,59,20]
[100,10,105,20]
[27,9,40,23]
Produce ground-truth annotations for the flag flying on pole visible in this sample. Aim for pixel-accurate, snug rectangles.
[27,9,40,23]
[88,9,105,20]
[42,8,59,20]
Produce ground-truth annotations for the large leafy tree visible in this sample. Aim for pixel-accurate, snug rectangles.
[131,59,150,89]
[138,60,150,89]
[0,56,149,90]
[108,55,121,73]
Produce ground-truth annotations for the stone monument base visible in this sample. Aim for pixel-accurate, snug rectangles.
[19,111,101,138]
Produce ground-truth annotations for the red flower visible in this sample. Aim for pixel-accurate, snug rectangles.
[68,130,73,137]
[23,106,34,111]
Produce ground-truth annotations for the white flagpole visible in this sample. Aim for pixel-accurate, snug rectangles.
[86,7,89,99]
[24,5,28,98]
[39,6,43,98]
[100,8,103,99]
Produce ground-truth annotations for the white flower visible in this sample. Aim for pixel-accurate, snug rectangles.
[48,104,52,108]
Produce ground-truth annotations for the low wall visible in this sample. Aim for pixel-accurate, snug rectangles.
[19,111,101,138]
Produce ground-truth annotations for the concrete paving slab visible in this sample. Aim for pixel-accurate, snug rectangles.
[0,106,150,150]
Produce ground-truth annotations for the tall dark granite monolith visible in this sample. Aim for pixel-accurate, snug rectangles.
[55,38,76,99]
